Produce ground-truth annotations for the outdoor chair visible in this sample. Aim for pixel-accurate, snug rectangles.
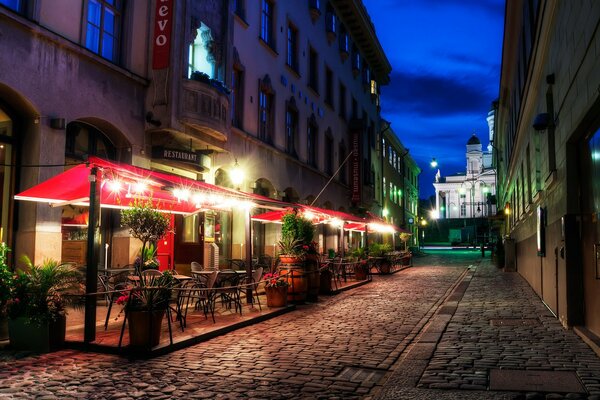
[103,269,135,330]
[214,270,243,315]
[247,266,263,310]
[184,270,219,324]
[228,259,246,270]
[257,255,273,272]
[191,261,203,273]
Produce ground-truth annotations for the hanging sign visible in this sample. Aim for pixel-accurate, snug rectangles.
[152,0,174,70]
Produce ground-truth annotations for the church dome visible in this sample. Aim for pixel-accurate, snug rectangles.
[467,134,481,145]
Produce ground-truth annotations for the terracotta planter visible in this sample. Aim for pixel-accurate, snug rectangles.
[279,255,303,264]
[128,309,165,349]
[8,315,66,353]
[0,317,7,341]
[355,263,368,281]
[265,286,288,307]
[319,269,333,294]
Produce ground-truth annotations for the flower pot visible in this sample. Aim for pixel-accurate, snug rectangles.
[0,316,8,341]
[319,269,333,294]
[304,258,320,302]
[355,263,368,281]
[128,309,165,349]
[277,265,307,303]
[279,255,303,264]
[8,315,66,353]
[265,286,288,307]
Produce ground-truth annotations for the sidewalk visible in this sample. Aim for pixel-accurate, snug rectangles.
[374,257,600,399]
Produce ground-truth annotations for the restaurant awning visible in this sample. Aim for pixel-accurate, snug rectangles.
[251,203,406,233]
[15,156,285,214]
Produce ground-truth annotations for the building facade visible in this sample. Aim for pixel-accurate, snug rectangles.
[380,120,420,248]
[229,0,391,255]
[0,0,391,269]
[496,1,600,344]
[432,134,497,244]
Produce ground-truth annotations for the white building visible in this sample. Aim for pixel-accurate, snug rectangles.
[432,134,497,220]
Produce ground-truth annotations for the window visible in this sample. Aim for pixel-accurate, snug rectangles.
[352,45,361,76]
[0,0,24,13]
[382,138,386,158]
[325,4,336,36]
[260,0,275,49]
[362,64,371,87]
[258,76,274,144]
[85,0,122,61]
[339,26,349,58]
[234,0,246,20]
[286,23,299,72]
[307,116,318,168]
[383,177,386,198]
[308,46,319,93]
[339,142,347,184]
[189,22,216,78]
[325,66,334,107]
[460,202,466,217]
[338,82,346,119]
[232,65,244,129]
[325,130,334,175]
[285,99,298,157]
[66,121,116,162]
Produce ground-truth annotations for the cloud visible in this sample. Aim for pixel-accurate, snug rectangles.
[381,70,496,117]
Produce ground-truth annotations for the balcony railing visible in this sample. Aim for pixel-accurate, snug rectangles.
[179,77,230,141]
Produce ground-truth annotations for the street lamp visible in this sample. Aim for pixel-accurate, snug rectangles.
[430,158,438,168]
[231,158,244,189]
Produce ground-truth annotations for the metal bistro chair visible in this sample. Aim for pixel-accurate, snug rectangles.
[215,270,244,315]
[103,268,135,330]
[247,266,263,311]
[191,261,203,273]
[228,259,246,270]
[184,270,219,324]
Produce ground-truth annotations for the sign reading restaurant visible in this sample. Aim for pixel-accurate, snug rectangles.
[152,146,201,165]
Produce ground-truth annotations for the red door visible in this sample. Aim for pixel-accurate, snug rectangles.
[156,214,175,271]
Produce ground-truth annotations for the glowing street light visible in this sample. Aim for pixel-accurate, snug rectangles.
[230,159,244,188]
[430,158,438,168]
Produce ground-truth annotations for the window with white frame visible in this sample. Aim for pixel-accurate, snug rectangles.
[189,22,216,78]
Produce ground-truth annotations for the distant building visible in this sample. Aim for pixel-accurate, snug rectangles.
[433,134,497,219]
[380,120,420,248]
[496,1,600,343]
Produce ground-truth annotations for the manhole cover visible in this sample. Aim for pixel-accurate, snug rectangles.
[489,318,540,326]
[489,369,586,393]
[337,366,387,384]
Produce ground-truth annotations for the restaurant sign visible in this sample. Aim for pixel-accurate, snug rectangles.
[152,146,202,166]
[152,0,174,70]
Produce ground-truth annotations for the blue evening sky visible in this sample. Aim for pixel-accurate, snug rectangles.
[362,0,505,198]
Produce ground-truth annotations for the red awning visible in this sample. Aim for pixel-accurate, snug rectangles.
[252,204,367,230]
[15,157,284,214]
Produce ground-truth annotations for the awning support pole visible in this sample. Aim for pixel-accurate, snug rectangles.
[84,167,100,343]
[245,209,253,304]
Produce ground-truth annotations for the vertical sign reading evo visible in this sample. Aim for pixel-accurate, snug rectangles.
[351,130,361,203]
[152,0,173,70]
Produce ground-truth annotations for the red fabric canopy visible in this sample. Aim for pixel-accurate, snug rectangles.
[15,157,283,214]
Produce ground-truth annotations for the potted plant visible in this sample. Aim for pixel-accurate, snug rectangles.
[0,243,12,341]
[262,272,289,307]
[8,257,83,353]
[352,247,369,280]
[116,270,175,348]
[121,200,170,273]
[277,236,302,264]
[370,243,392,274]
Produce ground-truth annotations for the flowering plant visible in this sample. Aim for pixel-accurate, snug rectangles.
[115,270,175,312]
[0,243,13,318]
[263,272,289,288]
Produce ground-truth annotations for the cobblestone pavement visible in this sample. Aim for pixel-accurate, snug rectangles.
[1,250,599,399]
[374,250,600,400]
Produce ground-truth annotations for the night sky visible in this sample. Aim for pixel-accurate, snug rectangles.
[362,0,505,198]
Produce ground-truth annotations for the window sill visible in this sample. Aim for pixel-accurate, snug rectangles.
[285,64,300,79]
[234,13,249,28]
[258,38,278,57]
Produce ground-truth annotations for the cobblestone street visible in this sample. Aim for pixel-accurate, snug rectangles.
[2,250,600,399]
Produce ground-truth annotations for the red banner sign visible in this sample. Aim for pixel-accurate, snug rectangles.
[152,0,173,70]
[351,129,361,203]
